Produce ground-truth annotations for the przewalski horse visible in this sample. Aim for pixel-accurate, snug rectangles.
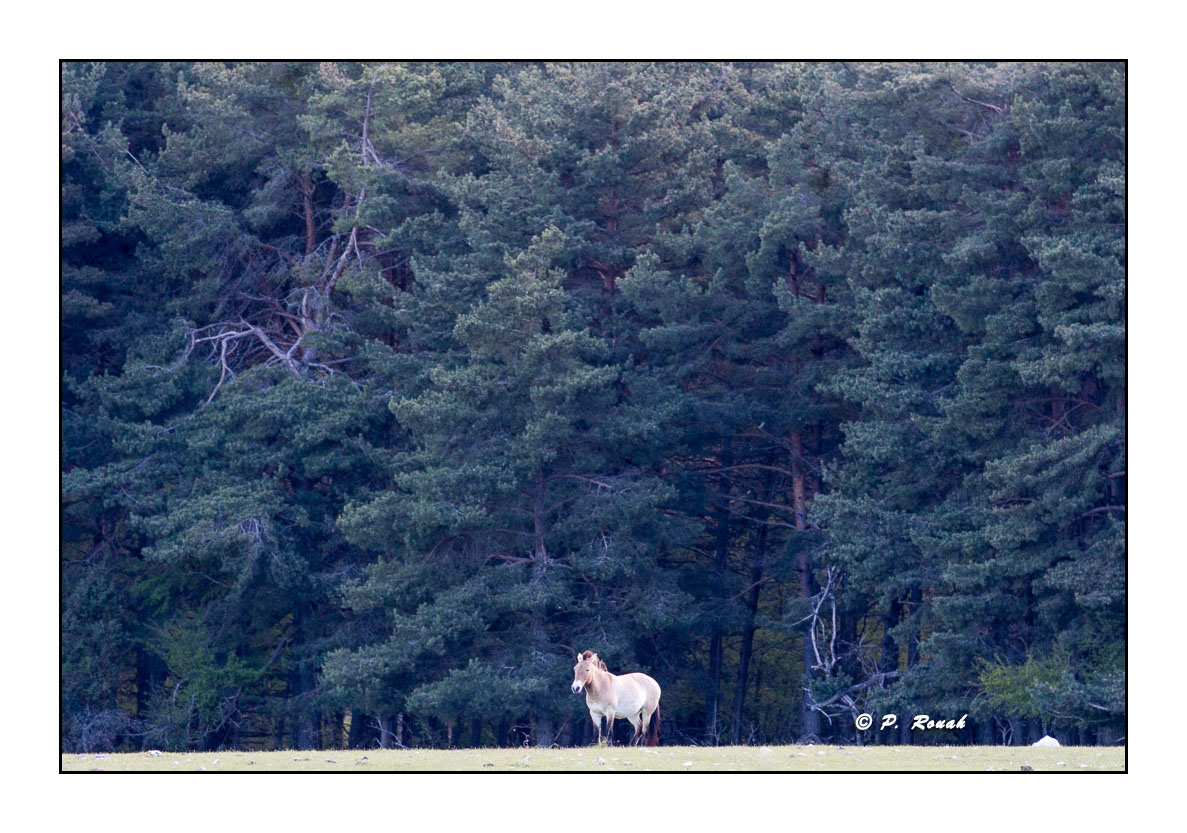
[571,650,661,746]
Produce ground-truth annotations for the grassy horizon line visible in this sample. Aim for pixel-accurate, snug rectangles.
[61,743,1126,773]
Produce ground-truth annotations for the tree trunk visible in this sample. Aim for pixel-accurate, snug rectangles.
[135,646,166,724]
[792,433,820,740]
[707,440,733,744]
[880,602,900,673]
[291,602,319,750]
[532,470,548,561]
[347,712,363,748]
[534,711,556,748]
[301,171,316,256]
[329,712,345,749]
[901,587,920,742]
[707,631,723,743]
[1010,717,1023,746]
[906,586,922,668]
[800,631,821,741]
[838,612,858,742]
[731,506,768,744]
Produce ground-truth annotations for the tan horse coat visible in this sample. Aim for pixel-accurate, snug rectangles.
[572,651,661,746]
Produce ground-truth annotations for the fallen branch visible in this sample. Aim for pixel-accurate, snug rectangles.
[807,670,902,712]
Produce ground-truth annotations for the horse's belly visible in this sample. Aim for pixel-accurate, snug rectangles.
[617,691,645,715]
[616,676,654,714]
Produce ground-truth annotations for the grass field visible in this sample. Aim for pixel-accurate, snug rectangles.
[62,744,1125,772]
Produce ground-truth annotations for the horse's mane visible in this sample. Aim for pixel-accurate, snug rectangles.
[581,650,610,672]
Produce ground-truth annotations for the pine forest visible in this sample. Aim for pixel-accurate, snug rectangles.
[60,61,1126,753]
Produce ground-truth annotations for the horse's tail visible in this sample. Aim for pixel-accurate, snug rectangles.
[646,705,661,747]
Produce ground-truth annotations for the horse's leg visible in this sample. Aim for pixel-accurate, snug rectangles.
[604,710,615,746]
[591,712,603,745]
[627,714,642,746]
[638,709,652,746]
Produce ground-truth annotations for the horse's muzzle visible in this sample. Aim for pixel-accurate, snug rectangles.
[571,682,584,694]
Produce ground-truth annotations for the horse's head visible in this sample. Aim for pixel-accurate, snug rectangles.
[571,650,603,693]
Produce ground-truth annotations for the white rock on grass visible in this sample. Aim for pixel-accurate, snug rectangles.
[1032,735,1060,747]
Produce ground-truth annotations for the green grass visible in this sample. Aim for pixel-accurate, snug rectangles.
[62,744,1125,772]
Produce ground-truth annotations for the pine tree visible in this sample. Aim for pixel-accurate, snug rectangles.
[328,228,696,746]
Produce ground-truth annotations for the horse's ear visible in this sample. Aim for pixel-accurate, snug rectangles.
[582,650,594,660]
[576,652,583,663]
